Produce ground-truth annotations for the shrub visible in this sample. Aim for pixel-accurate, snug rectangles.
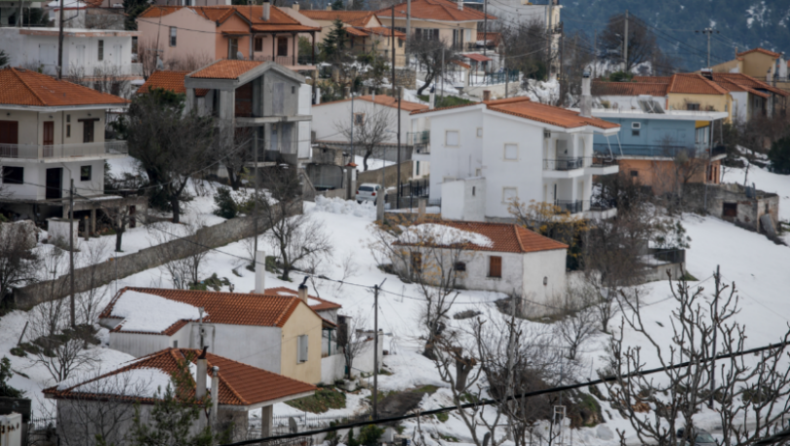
[213,187,238,219]
[768,136,790,174]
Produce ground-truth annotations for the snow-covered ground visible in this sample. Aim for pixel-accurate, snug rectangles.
[3,159,790,442]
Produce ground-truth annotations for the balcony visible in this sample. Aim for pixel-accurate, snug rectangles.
[407,131,430,156]
[0,141,127,161]
[543,157,585,179]
[593,143,720,160]
[587,156,619,175]
[554,200,584,214]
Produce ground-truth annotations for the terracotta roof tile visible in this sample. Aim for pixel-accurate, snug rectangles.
[591,81,668,97]
[364,26,406,39]
[631,76,671,83]
[452,59,471,69]
[300,10,377,26]
[264,287,342,311]
[376,0,494,22]
[463,53,492,62]
[736,47,780,58]
[409,101,480,115]
[189,60,264,79]
[709,72,789,97]
[478,31,501,46]
[137,5,317,31]
[485,97,620,130]
[315,94,429,112]
[100,287,311,334]
[397,220,568,253]
[0,67,129,107]
[667,73,728,95]
[344,26,370,37]
[43,348,316,406]
[137,70,208,97]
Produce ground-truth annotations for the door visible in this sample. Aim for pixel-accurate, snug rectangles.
[83,120,95,143]
[281,123,292,154]
[46,168,63,200]
[113,44,122,66]
[43,121,54,157]
[277,37,288,57]
[0,121,19,157]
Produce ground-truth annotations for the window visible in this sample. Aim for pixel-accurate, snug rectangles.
[488,256,502,278]
[454,262,466,272]
[472,186,475,196]
[291,85,296,94]
[632,129,640,137]
[410,252,422,273]
[66,124,71,137]
[169,27,177,47]
[504,143,518,160]
[98,40,104,61]
[686,103,700,111]
[502,187,517,203]
[631,122,641,129]
[173,340,178,348]
[254,37,263,52]
[630,170,639,177]
[66,114,70,123]
[82,120,95,143]
[398,38,403,48]
[297,335,308,363]
[354,113,365,126]
[415,161,420,175]
[723,202,737,217]
[2,166,23,184]
[229,38,239,59]
[80,165,91,181]
[476,128,483,137]
[445,130,459,146]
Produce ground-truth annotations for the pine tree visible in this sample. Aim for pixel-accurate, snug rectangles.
[320,19,350,63]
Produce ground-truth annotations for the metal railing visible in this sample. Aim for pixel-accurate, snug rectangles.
[593,143,714,159]
[554,200,584,214]
[407,131,430,153]
[28,417,56,432]
[470,70,520,86]
[589,156,618,168]
[0,141,127,160]
[253,55,300,66]
[543,157,584,171]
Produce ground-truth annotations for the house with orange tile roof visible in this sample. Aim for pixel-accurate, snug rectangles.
[0,27,142,95]
[0,67,146,228]
[135,4,320,72]
[99,286,328,385]
[375,0,495,57]
[180,59,313,165]
[410,93,620,221]
[392,220,568,315]
[43,348,316,444]
[311,94,430,178]
[703,71,788,122]
[710,47,789,91]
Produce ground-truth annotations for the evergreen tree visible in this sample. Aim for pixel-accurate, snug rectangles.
[0,357,24,398]
[768,137,790,175]
[330,0,344,10]
[319,20,350,63]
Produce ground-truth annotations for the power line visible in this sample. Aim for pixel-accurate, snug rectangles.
[221,339,790,446]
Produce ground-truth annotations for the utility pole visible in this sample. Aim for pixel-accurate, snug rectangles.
[709,264,720,409]
[483,0,487,57]
[441,47,445,102]
[406,0,411,63]
[372,284,380,420]
[253,129,259,257]
[593,31,597,78]
[349,94,355,200]
[695,27,719,68]
[57,0,64,79]
[396,86,402,207]
[623,10,629,73]
[69,178,75,328]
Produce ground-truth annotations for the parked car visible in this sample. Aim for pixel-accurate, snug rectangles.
[677,428,717,446]
[356,183,386,205]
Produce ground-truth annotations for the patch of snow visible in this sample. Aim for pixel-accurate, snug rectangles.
[354,156,395,170]
[308,298,323,306]
[746,1,768,29]
[311,195,377,221]
[61,367,173,398]
[397,223,494,248]
[110,290,204,333]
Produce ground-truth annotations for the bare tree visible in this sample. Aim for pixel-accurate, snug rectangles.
[334,104,393,171]
[213,122,253,191]
[0,221,40,305]
[607,268,790,446]
[100,200,140,253]
[599,13,663,73]
[67,64,132,97]
[408,36,458,95]
[499,21,558,85]
[337,312,369,379]
[75,238,111,326]
[554,286,599,360]
[150,218,211,289]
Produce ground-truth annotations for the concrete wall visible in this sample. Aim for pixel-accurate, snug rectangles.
[321,353,345,384]
[136,8,216,65]
[312,98,416,145]
[1,159,106,201]
[13,201,301,309]
[108,331,171,358]
[280,301,323,384]
[520,248,567,316]
[440,178,485,221]
[357,160,413,188]
[211,324,282,373]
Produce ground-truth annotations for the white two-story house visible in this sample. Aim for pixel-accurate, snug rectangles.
[412,96,621,221]
[0,27,142,96]
[0,67,130,224]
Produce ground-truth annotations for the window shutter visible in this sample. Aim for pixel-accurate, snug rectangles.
[489,256,502,278]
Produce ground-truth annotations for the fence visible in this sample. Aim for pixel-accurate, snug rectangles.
[469,70,519,86]
[12,201,302,309]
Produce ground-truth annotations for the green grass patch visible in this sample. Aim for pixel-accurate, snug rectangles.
[414,385,439,395]
[439,434,459,442]
[378,368,393,376]
[417,95,474,108]
[680,272,698,281]
[285,388,346,413]
[435,412,449,422]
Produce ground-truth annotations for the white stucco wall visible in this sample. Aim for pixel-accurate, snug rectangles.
[730,91,748,124]
[426,107,484,205]
[440,177,485,221]
[321,353,345,384]
[298,83,313,160]
[109,331,171,358]
[520,248,567,314]
[0,159,105,201]
[209,324,282,374]
[311,98,415,145]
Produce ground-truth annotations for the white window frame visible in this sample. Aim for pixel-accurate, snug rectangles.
[631,122,641,129]
[297,334,308,363]
[445,130,459,146]
[502,187,517,203]
[504,143,518,161]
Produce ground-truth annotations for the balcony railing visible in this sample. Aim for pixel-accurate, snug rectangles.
[554,200,584,214]
[0,141,127,160]
[253,55,302,67]
[407,131,430,154]
[593,143,717,159]
[589,156,618,168]
[543,157,584,171]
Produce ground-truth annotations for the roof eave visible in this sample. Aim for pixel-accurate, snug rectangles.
[0,103,129,111]
[223,390,316,411]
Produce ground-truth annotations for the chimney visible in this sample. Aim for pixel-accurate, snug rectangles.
[255,250,266,293]
[580,68,592,118]
[196,347,208,402]
[482,90,491,101]
[210,366,220,426]
[262,1,270,21]
[292,2,299,11]
[298,283,308,304]
[429,91,435,109]
[457,0,463,10]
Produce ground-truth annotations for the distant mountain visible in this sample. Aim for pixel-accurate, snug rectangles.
[559,0,790,71]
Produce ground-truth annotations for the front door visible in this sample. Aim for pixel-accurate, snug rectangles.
[83,120,95,143]
[277,37,288,57]
[46,167,62,200]
[43,121,54,157]
[0,121,19,157]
